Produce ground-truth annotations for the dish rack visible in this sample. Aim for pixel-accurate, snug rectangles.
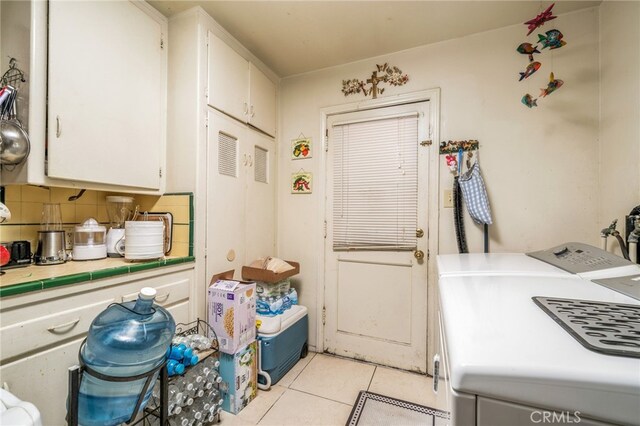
[66,319,222,426]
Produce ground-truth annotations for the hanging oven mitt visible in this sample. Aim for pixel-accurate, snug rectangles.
[458,161,493,225]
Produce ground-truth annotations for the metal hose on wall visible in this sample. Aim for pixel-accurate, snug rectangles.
[453,176,468,253]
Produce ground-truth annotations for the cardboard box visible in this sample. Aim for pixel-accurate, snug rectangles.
[217,341,258,414]
[208,279,256,354]
[241,261,300,283]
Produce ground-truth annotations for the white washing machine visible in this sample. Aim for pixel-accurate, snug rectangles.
[435,243,640,426]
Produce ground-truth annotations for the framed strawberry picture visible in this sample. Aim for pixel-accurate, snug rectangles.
[291,137,312,160]
[291,172,312,194]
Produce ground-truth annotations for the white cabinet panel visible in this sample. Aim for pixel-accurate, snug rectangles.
[206,111,248,279]
[47,1,164,190]
[207,31,276,136]
[245,130,276,262]
[206,111,276,281]
[207,31,249,123]
[248,62,276,137]
[0,337,84,425]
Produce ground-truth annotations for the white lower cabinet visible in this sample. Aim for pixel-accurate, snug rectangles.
[0,265,194,425]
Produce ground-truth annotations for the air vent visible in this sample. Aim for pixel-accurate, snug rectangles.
[254,146,268,183]
[218,132,238,177]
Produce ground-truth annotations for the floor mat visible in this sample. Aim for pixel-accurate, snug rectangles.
[346,391,450,426]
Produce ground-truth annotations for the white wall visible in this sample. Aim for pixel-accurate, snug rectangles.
[599,0,640,256]
[277,8,602,350]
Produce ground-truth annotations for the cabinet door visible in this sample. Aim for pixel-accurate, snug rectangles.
[206,110,247,281]
[47,1,164,190]
[0,337,84,425]
[248,62,276,136]
[207,31,249,123]
[245,130,276,262]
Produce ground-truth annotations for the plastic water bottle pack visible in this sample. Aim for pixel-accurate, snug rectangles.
[147,335,224,425]
[257,288,298,317]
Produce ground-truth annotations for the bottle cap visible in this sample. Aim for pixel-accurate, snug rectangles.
[139,287,156,300]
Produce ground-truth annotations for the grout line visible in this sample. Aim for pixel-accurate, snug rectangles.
[367,366,376,391]
[285,387,353,407]
[255,386,288,425]
[284,352,317,389]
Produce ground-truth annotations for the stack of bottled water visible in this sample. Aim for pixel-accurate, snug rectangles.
[256,279,298,316]
[166,334,214,376]
[147,333,225,426]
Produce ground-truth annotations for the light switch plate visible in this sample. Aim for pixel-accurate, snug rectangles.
[444,189,453,208]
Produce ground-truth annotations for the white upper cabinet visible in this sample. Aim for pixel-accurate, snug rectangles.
[207,31,276,136]
[47,1,166,190]
[207,33,249,124]
[248,62,277,137]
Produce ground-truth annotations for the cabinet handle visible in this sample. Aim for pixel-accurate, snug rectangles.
[155,292,170,303]
[243,102,249,116]
[56,115,61,138]
[248,155,253,167]
[250,105,255,118]
[47,317,80,334]
[243,154,248,166]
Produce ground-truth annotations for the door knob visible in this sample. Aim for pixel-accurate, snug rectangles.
[416,228,424,238]
[414,249,424,260]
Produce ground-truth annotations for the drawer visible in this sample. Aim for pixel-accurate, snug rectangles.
[120,273,190,306]
[166,300,190,325]
[0,296,114,361]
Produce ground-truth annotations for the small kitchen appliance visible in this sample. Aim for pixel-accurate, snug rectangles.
[34,231,66,265]
[0,240,31,269]
[72,218,107,261]
[105,196,135,257]
[120,220,164,260]
[35,203,66,265]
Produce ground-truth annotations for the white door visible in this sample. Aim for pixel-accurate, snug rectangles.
[324,102,430,372]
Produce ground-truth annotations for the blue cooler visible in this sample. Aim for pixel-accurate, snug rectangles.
[257,305,308,388]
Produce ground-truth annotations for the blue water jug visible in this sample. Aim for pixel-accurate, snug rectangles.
[78,287,175,426]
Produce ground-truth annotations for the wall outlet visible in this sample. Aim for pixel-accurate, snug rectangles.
[63,226,74,250]
[444,189,453,208]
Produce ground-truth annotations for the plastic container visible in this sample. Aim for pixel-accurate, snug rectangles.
[78,287,176,426]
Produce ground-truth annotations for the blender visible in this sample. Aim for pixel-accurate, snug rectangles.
[105,196,135,257]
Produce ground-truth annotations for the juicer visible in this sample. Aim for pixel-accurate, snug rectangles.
[105,196,135,257]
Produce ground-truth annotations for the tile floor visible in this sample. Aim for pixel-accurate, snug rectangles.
[221,352,446,426]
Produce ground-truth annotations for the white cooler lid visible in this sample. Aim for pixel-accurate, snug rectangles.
[258,305,307,336]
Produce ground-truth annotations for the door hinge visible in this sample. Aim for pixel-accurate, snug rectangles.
[420,140,432,147]
[159,168,163,178]
[323,220,327,238]
[427,249,430,260]
[160,35,164,50]
[322,306,326,325]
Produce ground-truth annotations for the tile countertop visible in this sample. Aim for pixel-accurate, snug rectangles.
[0,256,195,298]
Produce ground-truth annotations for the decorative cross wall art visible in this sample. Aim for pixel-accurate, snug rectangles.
[341,63,409,99]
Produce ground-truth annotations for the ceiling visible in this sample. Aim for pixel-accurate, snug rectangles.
[148,1,601,78]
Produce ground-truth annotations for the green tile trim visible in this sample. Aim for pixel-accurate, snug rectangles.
[189,193,194,257]
[1,256,195,298]
[0,280,43,297]
[42,273,92,290]
[163,192,194,197]
[129,260,164,273]
[90,266,131,281]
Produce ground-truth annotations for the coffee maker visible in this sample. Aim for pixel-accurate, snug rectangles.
[105,196,135,257]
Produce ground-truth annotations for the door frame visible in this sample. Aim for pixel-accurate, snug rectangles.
[316,88,441,374]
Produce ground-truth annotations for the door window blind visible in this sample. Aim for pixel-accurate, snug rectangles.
[332,113,418,250]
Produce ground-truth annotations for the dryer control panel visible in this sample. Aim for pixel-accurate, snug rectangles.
[526,242,633,274]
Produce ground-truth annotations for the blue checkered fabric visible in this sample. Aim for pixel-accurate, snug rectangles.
[458,162,493,225]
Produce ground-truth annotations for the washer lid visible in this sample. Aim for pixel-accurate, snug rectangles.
[439,274,640,425]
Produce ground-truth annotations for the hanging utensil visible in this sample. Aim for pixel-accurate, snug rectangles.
[0,86,30,166]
